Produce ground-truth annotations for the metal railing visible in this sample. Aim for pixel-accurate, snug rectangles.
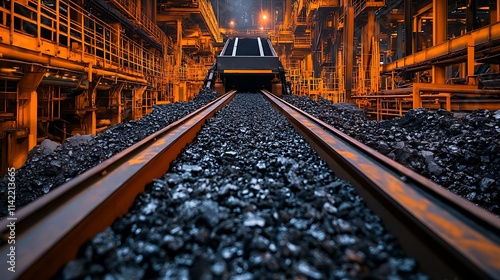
[294,35,312,48]
[106,0,165,44]
[352,0,385,17]
[0,0,165,83]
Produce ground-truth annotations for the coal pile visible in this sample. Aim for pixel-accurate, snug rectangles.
[0,89,219,217]
[58,93,427,279]
[282,95,500,216]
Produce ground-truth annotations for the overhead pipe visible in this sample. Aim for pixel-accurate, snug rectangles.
[0,45,148,84]
[412,83,500,109]
[382,21,500,73]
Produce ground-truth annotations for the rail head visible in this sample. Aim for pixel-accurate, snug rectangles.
[261,90,500,280]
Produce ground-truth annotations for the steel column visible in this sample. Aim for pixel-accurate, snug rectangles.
[432,0,447,84]
[176,19,182,70]
[363,11,375,69]
[397,23,403,59]
[16,68,45,167]
[466,0,479,31]
[284,0,292,28]
[467,34,475,81]
[498,0,500,24]
[132,86,147,120]
[404,0,412,56]
[110,83,125,125]
[344,7,354,103]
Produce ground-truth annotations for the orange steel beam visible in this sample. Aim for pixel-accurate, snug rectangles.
[223,69,274,74]
[382,21,500,74]
[0,45,148,84]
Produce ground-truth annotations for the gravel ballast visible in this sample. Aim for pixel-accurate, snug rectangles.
[58,93,428,279]
[282,95,500,216]
[0,90,220,217]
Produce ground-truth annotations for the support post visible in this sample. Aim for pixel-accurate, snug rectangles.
[110,83,125,125]
[432,0,447,84]
[84,111,96,136]
[404,0,412,57]
[412,85,421,109]
[466,0,479,31]
[344,7,354,103]
[176,19,182,71]
[467,34,475,84]
[132,86,147,120]
[84,78,100,135]
[17,69,45,150]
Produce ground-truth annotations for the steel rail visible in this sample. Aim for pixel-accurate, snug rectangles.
[0,91,236,280]
[261,90,500,280]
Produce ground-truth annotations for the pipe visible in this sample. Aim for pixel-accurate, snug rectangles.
[382,21,500,73]
[0,45,148,84]
[413,83,500,95]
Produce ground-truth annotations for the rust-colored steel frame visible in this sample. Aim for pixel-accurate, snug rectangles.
[382,21,500,74]
[262,90,500,280]
[0,91,236,280]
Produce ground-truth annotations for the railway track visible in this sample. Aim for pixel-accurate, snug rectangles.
[1,90,499,279]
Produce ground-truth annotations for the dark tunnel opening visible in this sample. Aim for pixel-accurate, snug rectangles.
[223,74,274,93]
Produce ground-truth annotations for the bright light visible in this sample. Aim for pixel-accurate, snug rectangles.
[259,27,264,30]
[262,14,267,20]
[229,20,235,26]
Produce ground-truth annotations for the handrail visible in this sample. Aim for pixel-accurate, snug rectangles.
[106,0,166,43]
[0,0,166,85]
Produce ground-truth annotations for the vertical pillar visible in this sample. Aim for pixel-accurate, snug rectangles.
[84,111,96,135]
[344,7,354,102]
[412,85,422,109]
[404,0,414,82]
[466,0,479,32]
[110,23,121,63]
[132,86,147,120]
[363,11,375,66]
[284,0,292,28]
[84,79,99,135]
[491,1,500,73]
[432,0,447,84]
[306,53,313,74]
[176,19,182,72]
[497,0,500,24]
[173,20,183,102]
[467,34,475,82]
[110,83,125,125]
[362,10,375,92]
[404,0,412,57]
[16,68,45,167]
[396,23,403,60]
[491,1,498,23]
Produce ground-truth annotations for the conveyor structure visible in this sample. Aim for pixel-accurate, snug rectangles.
[206,38,288,94]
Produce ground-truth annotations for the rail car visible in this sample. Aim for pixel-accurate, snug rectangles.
[204,37,289,94]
